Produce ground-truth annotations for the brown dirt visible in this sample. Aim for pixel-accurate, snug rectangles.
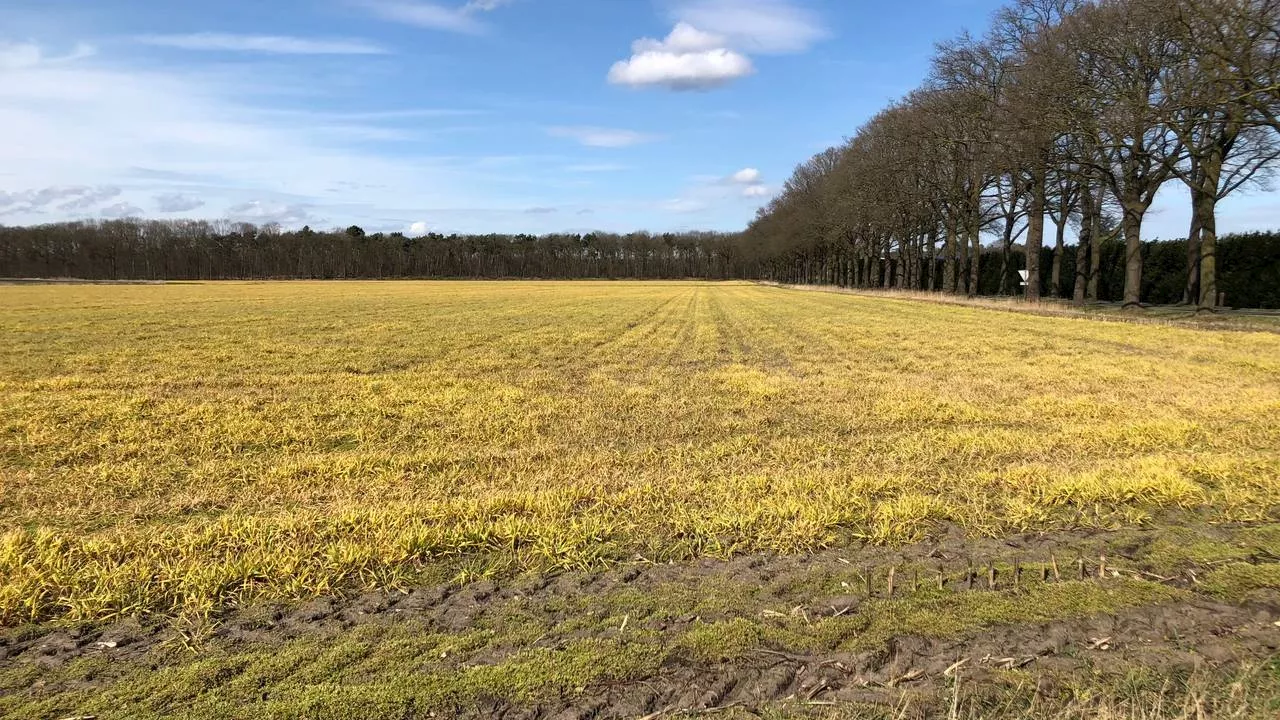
[4,523,1279,718]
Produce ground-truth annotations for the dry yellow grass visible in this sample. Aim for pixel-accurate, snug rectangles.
[2,280,1279,624]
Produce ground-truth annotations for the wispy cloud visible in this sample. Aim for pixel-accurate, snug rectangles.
[0,185,122,213]
[100,201,145,218]
[565,163,628,173]
[136,33,388,55]
[671,0,827,54]
[360,0,515,34]
[155,193,206,213]
[0,40,502,230]
[660,197,710,213]
[0,41,94,70]
[548,126,656,148]
[59,186,123,211]
[227,200,318,225]
[463,0,516,9]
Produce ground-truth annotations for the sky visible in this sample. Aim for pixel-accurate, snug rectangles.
[0,0,1276,238]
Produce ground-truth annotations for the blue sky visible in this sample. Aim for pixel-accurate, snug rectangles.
[0,0,1276,237]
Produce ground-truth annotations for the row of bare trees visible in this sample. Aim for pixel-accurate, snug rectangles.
[743,0,1280,309]
[0,220,753,281]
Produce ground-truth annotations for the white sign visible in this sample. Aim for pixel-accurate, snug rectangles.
[1018,270,1029,287]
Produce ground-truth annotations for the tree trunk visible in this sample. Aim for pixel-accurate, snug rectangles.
[943,217,958,294]
[967,222,981,297]
[1076,184,1096,304]
[1050,219,1065,299]
[1087,197,1102,301]
[998,217,1015,295]
[1197,153,1224,311]
[926,229,937,291]
[890,259,899,288]
[1182,184,1203,305]
[1197,198,1218,309]
[1025,167,1046,302]
[1120,201,1144,308]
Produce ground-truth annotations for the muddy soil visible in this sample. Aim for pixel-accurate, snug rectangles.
[5,524,1279,718]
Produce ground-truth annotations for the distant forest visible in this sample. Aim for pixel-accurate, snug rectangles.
[0,221,754,281]
[1,219,1278,308]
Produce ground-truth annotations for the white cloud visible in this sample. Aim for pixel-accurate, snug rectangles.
[672,0,826,54]
[0,40,504,230]
[609,47,753,91]
[0,185,122,213]
[0,41,94,70]
[100,202,144,218]
[155,193,206,213]
[409,220,429,235]
[361,0,513,33]
[136,34,388,55]
[227,201,317,225]
[632,22,726,54]
[609,1,824,91]
[608,23,754,91]
[721,168,768,197]
[548,126,655,148]
[59,186,123,211]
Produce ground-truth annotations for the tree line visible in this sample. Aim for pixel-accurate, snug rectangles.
[0,220,753,281]
[2,218,1278,307]
[742,0,1280,309]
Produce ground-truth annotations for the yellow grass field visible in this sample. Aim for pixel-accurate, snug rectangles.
[3,280,1280,626]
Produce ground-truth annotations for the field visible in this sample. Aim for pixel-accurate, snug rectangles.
[3,280,1280,719]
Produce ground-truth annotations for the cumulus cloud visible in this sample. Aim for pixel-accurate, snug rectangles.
[722,167,769,198]
[609,1,825,90]
[409,220,429,235]
[136,34,387,55]
[633,22,727,54]
[100,202,144,218]
[548,126,655,148]
[362,0,514,33]
[608,23,753,91]
[155,193,206,213]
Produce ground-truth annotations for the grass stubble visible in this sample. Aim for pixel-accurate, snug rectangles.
[2,280,1279,718]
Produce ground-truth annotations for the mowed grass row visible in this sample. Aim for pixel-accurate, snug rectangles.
[2,281,1279,624]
